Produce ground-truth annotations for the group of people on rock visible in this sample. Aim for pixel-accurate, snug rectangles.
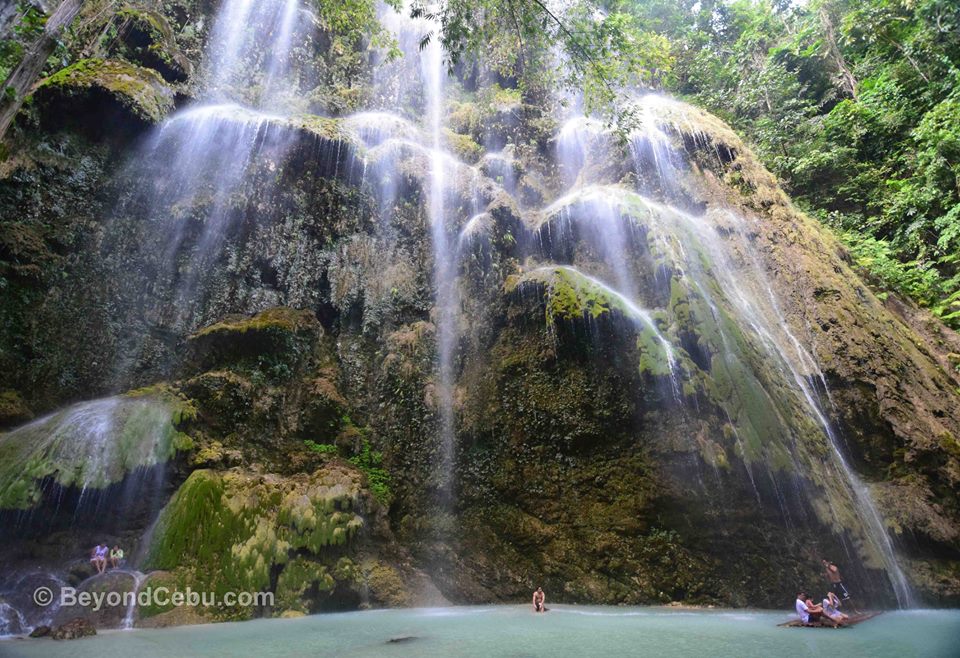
[89,543,124,574]
[794,559,855,625]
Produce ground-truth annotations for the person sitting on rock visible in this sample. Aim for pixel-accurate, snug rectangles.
[532,587,546,613]
[822,591,848,624]
[90,543,108,574]
[795,591,823,625]
[110,545,124,569]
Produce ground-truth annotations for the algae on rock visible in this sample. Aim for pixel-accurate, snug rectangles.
[34,59,176,130]
[0,391,194,510]
[144,464,369,619]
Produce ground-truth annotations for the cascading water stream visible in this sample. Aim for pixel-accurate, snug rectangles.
[1,1,328,635]
[0,396,181,520]
[549,102,914,605]
[722,215,915,606]
[629,117,914,606]
[375,4,467,503]
[120,570,148,630]
[424,32,458,499]
[524,265,676,366]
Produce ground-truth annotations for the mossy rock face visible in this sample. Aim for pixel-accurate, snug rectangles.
[0,391,194,510]
[143,464,371,619]
[180,370,256,431]
[289,114,356,144]
[507,266,630,324]
[505,266,674,378]
[0,390,32,429]
[299,368,349,442]
[34,59,176,137]
[187,307,321,372]
[443,128,482,163]
[113,7,192,83]
[364,562,411,607]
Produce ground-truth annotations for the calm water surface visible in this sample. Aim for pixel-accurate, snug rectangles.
[2,606,958,657]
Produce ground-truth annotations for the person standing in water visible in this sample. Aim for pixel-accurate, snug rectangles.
[532,587,546,613]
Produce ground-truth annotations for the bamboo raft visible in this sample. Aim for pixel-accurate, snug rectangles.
[778,611,883,628]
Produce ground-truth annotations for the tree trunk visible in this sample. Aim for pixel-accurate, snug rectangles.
[818,5,858,99]
[0,0,86,142]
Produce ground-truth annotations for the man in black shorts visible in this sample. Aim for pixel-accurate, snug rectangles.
[822,559,852,601]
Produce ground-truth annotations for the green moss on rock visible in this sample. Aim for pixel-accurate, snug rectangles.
[289,114,355,144]
[35,59,175,127]
[187,307,320,372]
[275,557,334,613]
[144,464,367,619]
[443,128,482,163]
[507,266,629,324]
[114,7,192,83]
[365,562,410,607]
[0,392,194,510]
[0,390,32,429]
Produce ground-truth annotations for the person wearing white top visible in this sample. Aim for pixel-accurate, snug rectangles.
[822,591,849,623]
[795,591,823,624]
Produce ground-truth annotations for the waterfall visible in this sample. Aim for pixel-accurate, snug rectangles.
[205,0,314,109]
[1,0,931,625]
[120,570,148,629]
[543,94,913,605]
[632,98,914,606]
[372,4,477,504]
[423,18,457,499]
[0,396,180,520]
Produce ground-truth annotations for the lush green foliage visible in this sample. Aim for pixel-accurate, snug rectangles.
[348,439,391,505]
[302,437,391,504]
[303,439,338,454]
[1,3,46,84]
[410,0,673,119]
[633,0,960,326]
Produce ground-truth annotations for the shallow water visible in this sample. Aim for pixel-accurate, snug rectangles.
[2,606,958,657]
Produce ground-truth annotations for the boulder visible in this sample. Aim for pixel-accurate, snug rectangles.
[186,307,321,372]
[51,571,139,629]
[112,7,192,83]
[142,463,397,619]
[0,390,32,429]
[33,59,175,139]
[51,617,96,640]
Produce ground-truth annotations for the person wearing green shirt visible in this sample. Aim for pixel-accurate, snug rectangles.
[110,545,124,569]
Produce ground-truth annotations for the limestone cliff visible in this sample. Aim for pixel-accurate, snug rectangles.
[1,0,958,630]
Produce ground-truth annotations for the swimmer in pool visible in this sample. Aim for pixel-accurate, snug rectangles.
[532,587,545,613]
